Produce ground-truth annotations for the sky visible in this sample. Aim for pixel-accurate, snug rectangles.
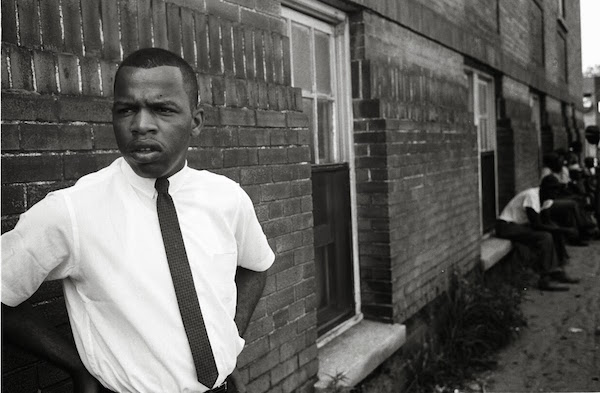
[580,0,600,71]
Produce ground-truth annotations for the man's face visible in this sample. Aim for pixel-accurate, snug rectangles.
[112,66,202,178]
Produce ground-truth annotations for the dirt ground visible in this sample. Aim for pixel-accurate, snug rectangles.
[476,239,600,392]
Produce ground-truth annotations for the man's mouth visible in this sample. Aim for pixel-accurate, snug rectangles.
[128,143,162,162]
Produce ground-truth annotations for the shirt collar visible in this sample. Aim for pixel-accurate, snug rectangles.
[120,158,190,199]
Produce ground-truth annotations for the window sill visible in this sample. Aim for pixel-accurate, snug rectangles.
[313,319,406,390]
[481,237,513,271]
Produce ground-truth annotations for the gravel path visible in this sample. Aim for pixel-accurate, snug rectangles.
[480,239,600,392]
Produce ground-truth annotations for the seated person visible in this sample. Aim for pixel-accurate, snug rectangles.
[496,176,580,291]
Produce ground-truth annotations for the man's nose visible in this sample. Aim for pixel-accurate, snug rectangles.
[131,109,157,134]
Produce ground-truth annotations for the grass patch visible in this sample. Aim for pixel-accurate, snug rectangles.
[405,269,529,392]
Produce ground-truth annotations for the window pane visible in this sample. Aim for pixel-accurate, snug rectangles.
[314,31,331,94]
[317,99,333,163]
[302,97,315,163]
[292,23,313,91]
[478,82,487,114]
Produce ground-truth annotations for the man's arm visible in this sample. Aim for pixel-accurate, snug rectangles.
[234,267,268,336]
[1,302,101,392]
[525,207,577,237]
[229,267,268,393]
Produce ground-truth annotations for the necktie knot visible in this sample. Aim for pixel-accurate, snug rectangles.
[155,178,170,194]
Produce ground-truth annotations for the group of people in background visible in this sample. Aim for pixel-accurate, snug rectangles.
[496,142,600,291]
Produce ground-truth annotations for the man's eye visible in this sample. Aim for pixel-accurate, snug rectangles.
[116,107,135,114]
[157,107,175,113]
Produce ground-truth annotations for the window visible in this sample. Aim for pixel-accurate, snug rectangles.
[283,3,359,338]
[557,31,568,83]
[467,70,497,233]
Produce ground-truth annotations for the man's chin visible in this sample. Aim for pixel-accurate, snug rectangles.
[124,158,166,178]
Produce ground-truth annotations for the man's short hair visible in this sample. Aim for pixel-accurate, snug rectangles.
[115,48,199,109]
[540,174,563,202]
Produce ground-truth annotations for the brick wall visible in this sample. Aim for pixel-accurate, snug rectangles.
[345,0,581,108]
[1,1,318,392]
[351,11,480,323]
[502,76,540,193]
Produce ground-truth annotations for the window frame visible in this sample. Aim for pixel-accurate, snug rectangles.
[282,1,363,345]
[466,68,498,234]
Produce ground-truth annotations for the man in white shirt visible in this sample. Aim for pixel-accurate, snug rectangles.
[496,175,579,291]
[2,48,274,393]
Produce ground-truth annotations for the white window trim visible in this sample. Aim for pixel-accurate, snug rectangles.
[282,2,363,344]
[466,67,498,235]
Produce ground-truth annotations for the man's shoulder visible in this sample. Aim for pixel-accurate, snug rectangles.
[59,158,122,196]
[186,168,241,192]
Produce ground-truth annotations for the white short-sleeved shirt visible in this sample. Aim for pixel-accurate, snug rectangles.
[498,187,552,225]
[1,158,275,393]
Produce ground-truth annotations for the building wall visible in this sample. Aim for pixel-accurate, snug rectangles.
[351,10,480,323]
[1,1,318,392]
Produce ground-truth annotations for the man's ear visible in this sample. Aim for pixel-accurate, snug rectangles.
[191,106,203,137]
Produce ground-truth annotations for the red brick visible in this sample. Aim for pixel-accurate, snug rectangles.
[2,154,63,183]
[244,315,275,343]
[1,0,18,44]
[57,54,80,95]
[270,129,296,146]
[80,57,102,96]
[211,76,226,105]
[9,46,34,91]
[235,79,249,108]
[208,15,222,73]
[206,0,239,22]
[63,152,120,180]
[256,111,286,128]
[267,83,279,110]
[223,148,258,167]
[101,0,121,60]
[58,96,112,122]
[187,148,224,169]
[120,0,139,57]
[181,10,196,66]
[1,123,20,150]
[240,167,272,185]
[33,50,58,94]
[17,0,40,47]
[138,0,153,47]
[1,184,25,215]
[220,107,256,126]
[244,29,256,80]
[287,146,310,163]
[239,128,270,146]
[152,0,168,49]
[100,60,117,98]
[196,128,236,147]
[272,33,283,84]
[20,124,61,150]
[254,30,265,81]
[247,80,259,108]
[257,82,269,109]
[39,0,62,52]
[255,0,280,16]
[261,182,291,202]
[222,20,234,76]
[80,0,102,56]
[201,105,220,126]
[241,7,270,29]
[59,124,94,150]
[1,93,58,122]
[61,0,83,54]
[1,217,19,234]
[166,3,182,55]
[233,25,245,78]
[258,147,287,164]
[286,112,308,128]
[195,13,210,72]
[263,32,274,83]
